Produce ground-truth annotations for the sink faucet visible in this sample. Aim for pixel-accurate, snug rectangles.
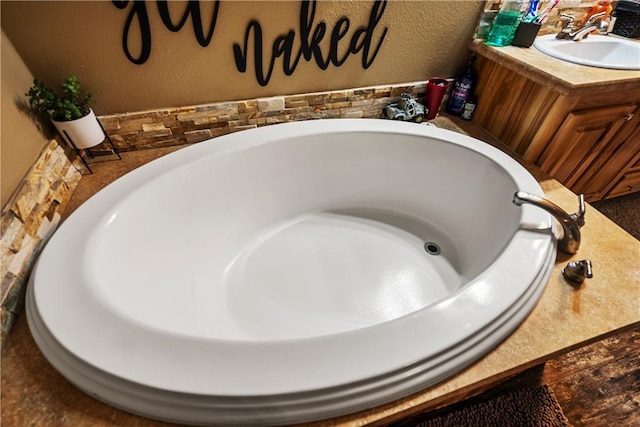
[556,11,612,41]
[512,192,586,255]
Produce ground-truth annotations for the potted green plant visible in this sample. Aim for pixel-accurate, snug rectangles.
[26,76,105,149]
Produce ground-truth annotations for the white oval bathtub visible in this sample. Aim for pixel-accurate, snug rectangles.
[27,119,556,425]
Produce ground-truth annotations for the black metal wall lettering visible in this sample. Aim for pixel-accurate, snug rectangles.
[112,0,220,64]
[113,0,152,65]
[112,0,388,86]
[156,0,220,46]
[233,0,388,86]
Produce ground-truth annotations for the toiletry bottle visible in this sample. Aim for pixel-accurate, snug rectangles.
[486,0,529,47]
[582,0,612,26]
[446,57,476,116]
[461,94,477,121]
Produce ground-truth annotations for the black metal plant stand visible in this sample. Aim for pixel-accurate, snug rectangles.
[63,119,121,174]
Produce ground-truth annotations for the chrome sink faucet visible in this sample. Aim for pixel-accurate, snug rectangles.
[556,11,612,41]
[512,192,586,255]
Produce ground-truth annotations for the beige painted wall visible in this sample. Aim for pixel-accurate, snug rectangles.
[1,1,483,116]
[1,1,483,205]
[1,31,50,207]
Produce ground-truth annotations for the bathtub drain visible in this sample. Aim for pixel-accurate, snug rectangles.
[424,242,441,255]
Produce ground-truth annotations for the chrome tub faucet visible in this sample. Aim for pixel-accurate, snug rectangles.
[513,191,586,255]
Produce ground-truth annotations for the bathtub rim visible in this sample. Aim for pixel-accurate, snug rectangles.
[26,119,556,423]
[26,245,555,425]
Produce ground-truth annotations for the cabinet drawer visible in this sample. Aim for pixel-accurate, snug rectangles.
[606,170,640,199]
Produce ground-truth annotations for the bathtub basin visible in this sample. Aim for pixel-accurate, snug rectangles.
[27,119,556,425]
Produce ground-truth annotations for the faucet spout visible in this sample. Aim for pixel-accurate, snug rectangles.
[512,191,585,255]
[556,11,611,41]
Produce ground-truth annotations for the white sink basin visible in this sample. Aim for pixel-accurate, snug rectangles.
[534,34,640,70]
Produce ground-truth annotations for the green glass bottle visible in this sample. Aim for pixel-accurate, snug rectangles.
[486,0,529,47]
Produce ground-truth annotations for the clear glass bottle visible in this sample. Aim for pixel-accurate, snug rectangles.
[486,0,529,47]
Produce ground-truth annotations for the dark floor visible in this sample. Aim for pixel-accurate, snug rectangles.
[591,192,640,241]
[394,323,640,427]
[543,322,640,426]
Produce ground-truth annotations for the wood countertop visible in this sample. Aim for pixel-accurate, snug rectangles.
[2,116,639,426]
[470,39,640,96]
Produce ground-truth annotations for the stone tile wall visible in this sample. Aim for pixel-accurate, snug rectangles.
[479,0,606,38]
[540,0,602,35]
[1,140,81,347]
[1,81,434,344]
[98,82,428,152]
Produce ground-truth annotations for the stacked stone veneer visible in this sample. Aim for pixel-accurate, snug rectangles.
[98,82,428,152]
[1,140,81,347]
[0,82,429,343]
[0,81,431,343]
[480,0,608,37]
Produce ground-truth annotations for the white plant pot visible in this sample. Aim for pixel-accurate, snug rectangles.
[52,109,105,149]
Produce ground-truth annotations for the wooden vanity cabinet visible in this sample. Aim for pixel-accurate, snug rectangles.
[471,53,640,202]
[604,151,640,198]
[600,109,640,199]
[538,103,640,201]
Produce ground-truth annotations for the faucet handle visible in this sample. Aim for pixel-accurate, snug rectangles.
[570,194,586,228]
[562,259,593,286]
[560,13,576,27]
[596,16,613,34]
[585,10,607,24]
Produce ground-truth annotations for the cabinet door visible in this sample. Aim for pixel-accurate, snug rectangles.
[578,105,640,200]
[606,166,640,199]
[537,103,637,199]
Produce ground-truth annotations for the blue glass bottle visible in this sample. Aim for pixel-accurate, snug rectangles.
[446,57,476,116]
